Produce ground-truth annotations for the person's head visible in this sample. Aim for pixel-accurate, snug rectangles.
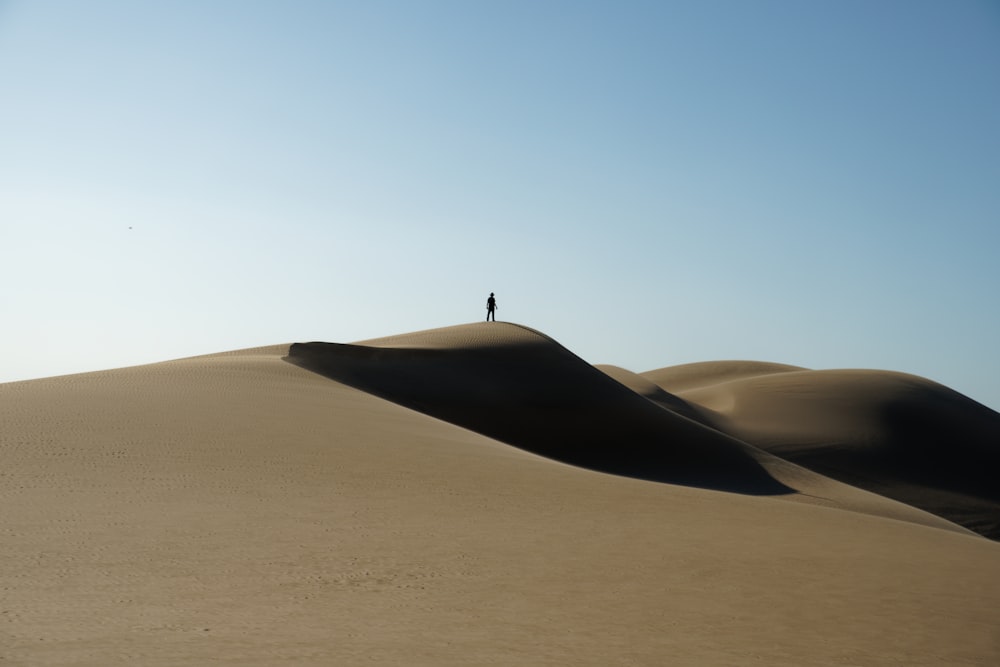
[490,292,494,297]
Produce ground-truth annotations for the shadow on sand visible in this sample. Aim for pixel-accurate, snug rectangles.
[286,340,794,496]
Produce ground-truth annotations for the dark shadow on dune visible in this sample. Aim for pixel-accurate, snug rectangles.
[735,383,1000,540]
[827,398,1000,540]
[285,340,794,496]
[770,448,1000,541]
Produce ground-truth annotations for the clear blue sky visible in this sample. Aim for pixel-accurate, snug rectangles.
[2,1,999,410]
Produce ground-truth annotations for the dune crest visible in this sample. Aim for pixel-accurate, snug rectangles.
[643,360,807,393]
[287,323,969,534]
[287,323,792,495]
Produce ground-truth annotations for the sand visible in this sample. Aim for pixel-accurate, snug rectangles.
[2,322,999,665]
[642,361,1000,538]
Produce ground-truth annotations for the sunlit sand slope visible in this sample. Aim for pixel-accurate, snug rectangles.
[2,330,998,665]
[643,360,807,393]
[643,362,1000,538]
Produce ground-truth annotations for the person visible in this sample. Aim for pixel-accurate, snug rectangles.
[486,292,497,321]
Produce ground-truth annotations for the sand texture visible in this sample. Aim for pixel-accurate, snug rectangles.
[2,322,999,665]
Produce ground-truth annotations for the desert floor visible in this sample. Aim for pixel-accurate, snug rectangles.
[2,322,998,665]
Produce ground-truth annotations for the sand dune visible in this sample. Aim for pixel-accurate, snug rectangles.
[643,359,808,393]
[290,324,967,532]
[2,323,999,665]
[287,324,789,495]
[643,362,1000,538]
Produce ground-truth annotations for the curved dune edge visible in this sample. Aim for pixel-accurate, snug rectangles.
[287,322,969,535]
[642,364,1000,539]
[287,323,791,495]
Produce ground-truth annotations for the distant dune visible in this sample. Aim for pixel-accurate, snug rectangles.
[2,322,999,665]
[643,361,1000,539]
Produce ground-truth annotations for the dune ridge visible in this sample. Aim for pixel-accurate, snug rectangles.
[288,323,975,535]
[288,324,794,495]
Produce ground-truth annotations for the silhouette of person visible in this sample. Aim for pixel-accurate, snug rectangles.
[486,292,497,321]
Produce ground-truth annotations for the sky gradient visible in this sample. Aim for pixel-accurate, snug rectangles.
[2,1,999,410]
